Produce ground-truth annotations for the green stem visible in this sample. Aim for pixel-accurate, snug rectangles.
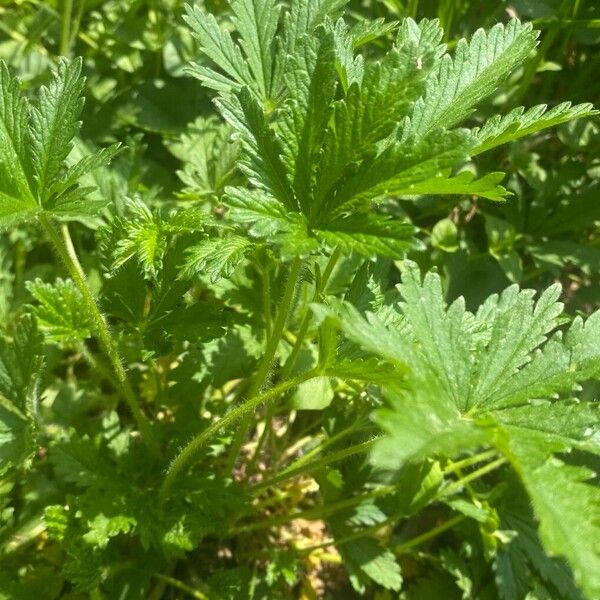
[262,263,272,339]
[152,574,209,600]
[224,256,304,473]
[441,457,507,497]
[299,510,403,555]
[280,247,341,380]
[230,485,397,535]
[39,215,158,454]
[442,449,498,475]
[253,438,378,493]
[394,515,466,554]
[246,248,341,474]
[160,369,318,502]
[59,0,74,56]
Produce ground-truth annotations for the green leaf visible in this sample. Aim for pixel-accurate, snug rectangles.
[217,89,297,210]
[340,537,403,592]
[0,316,44,474]
[278,28,338,211]
[505,431,600,600]
[315,213,419,259]
[407,20,539,137]
[29,57,85,202]
[26,278,93,346]
[471,102,598,155]
[495,482,584,600]
[0,61,37,228]
[290,376,334,410]
[183,234,252,283]
[328,261,600,596]
[349,17,399,49]
[230,0,280,99]
[184,3,253,93]
[431,218,459,252]
[313,20,442,214]
[82,513,137,549]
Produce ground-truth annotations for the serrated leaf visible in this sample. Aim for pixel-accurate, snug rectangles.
[340,537,403,592]
[0,61,38,228]
[230,0,280,99]
[26,278,93,345]
[184,4,253,94]
[0,316,44,474]
[83,513,137,548]
[407,20,539,137]
[471,102,598,155]
[505,431,600,599]
[183,234,252,283]
[315,213,419,259]
[29,57,85,201]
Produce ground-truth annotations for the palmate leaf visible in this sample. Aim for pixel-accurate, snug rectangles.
[0,58,120,227]
[0,316,44,474]
[187,5,593,265]
[324,262,600,597]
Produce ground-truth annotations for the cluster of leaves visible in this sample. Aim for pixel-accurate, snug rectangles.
[0,0,599,599]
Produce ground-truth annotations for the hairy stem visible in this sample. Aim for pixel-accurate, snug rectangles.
[39,214,158,454]
[253,438,378,493]
[280,247,341,380]
[246,248,342,474]
[224,256,304,473]
[160,369,318,502]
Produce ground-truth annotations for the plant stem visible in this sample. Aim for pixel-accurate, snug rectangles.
[39,214,158,454]
[59,0,74,56]
[246,248,342,474]
[230,484,397,535]
[224,256,304,473]
[160,369,318,502]
[442,448,498,475]
[152,574,209,600]
[441,457,507,497]
[280,247,341,380]
[253,438,378,493]
[394,514,466,554]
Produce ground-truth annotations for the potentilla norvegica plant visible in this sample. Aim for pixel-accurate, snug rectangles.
[0,0,599,597]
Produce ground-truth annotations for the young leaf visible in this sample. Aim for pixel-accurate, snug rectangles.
[29,57,86,202]
[26,278,93,346]
[183,234,252,283]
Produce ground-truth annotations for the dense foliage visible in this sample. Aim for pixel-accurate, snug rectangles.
[0,0,599,598]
